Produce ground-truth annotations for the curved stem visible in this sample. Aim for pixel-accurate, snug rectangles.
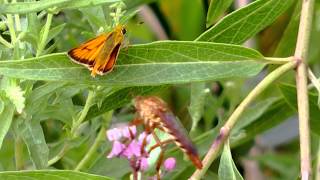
[190,61,297,179]
[71,90,95,137]
[0,35,13,48]
[6,14,16,45]
[47,143,69,166]
[74,126,106,171]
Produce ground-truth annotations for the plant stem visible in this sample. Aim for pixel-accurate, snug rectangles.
[0,35,13,48]
[6,14,16,45]
[294,0,314,179]
[47,143,69,166]
[71,90,95,137]
[263,56,294,64]
[74,110,113,171]
[316,139,320,180]
[14,136,24,170]
[190,61,297,179]
[36,12,53,57]
[48,90,96,166]
[74,126,106,171]
[11,0,21,32]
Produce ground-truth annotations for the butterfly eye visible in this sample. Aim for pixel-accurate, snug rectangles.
[121,28,127,35]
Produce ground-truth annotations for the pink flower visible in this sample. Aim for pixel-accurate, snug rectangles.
[106,128,122,141]
[123,140,142,158]
[140,157,149,171]
[122,126,137,139]
[164,157,176,171]
[138,132,152,145]
[107,141,125,158]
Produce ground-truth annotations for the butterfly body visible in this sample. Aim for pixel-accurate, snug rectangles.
[68,25,126,77]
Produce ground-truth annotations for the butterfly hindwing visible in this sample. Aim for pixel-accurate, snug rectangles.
[67,25,126,77]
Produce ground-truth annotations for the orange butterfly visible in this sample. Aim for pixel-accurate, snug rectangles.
[68,25,126,77]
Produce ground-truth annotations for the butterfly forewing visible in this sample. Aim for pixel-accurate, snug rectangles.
[67,25,126,77]
[68,34,107,67]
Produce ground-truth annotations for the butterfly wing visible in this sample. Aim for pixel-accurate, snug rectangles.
[91,29,124,76]
[68,25,126,77]
[67,34,108,68]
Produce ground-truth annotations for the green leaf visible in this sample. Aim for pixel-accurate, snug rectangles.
[80,7,107,33]
[189,82,209,132]
[206,0,233,27]
[0,100,14,150]
[254,153,299,179]
[232,97,280,134]
[274,1,301,57]
[124,0,157,9]
[0,0,120,14]
[197,0,294,44]
[25,82,66,114]
[279,84,320,135]
[218,141,244,180]
[46,23,66,44]
[0,170,113,180]
[0,41,265,86]
[17,119,49,169]
[87,86,165,119]
[231,98,294,147]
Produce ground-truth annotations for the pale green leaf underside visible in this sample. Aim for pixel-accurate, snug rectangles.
[0,170,112,180]
[219,142,244,180]
[0,41,265,86]
[0,0,120,14]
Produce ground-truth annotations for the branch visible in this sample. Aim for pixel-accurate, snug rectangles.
[294,0,315,179]
[190,60,297,179]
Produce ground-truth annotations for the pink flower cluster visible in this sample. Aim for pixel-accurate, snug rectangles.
[106,125,177,173]
[107,125,150,171]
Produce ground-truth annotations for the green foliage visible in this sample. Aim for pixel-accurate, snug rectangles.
[218,141,244,180]
[0,0,318,179]
[0,170,113,180]
[0,42,265,85]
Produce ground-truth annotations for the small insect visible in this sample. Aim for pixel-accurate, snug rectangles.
[68,24,126,77]
[133,96,203,173]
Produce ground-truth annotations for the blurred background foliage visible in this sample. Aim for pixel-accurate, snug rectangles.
[0,0,319,180]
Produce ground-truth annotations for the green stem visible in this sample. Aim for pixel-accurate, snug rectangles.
[294,0,314,179]
[0,34,13,48]
[36,12,53,57]
[47,143,69,166]
[71,90,95,137]
[11,0,21,32]
[190,61,297,179]
[316,140,320,180]
[48,90,96,166]
[14,136,24,170]
[74,126,106,171]
[74,110,113,171]
[6,14,16,45]
[263,56,294,64]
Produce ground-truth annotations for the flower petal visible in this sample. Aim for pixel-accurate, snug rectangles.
[122,126,137,139]
[123,140,142,158]
[164,157,176,171]
[107,141,125,158]
[140,157,149,171]
[106,128,122,141]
